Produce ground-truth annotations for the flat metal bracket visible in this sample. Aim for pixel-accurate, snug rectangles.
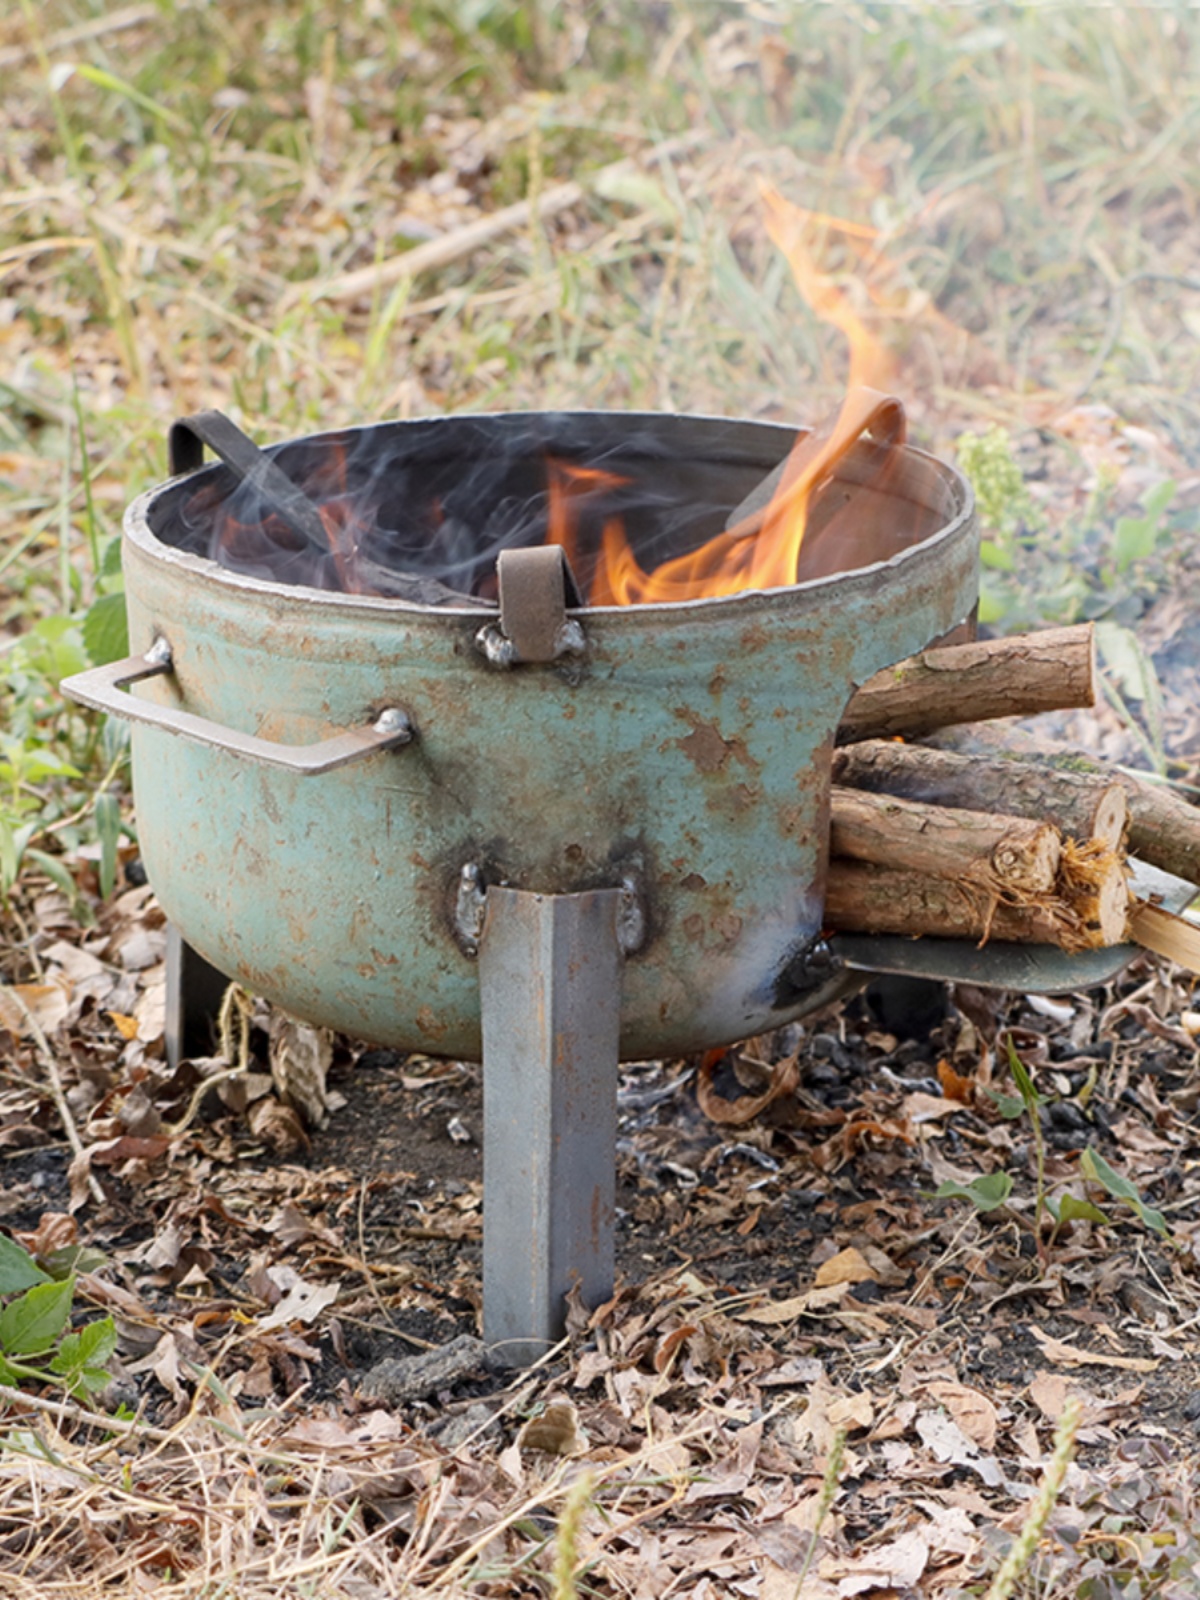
[478,886,623,1366]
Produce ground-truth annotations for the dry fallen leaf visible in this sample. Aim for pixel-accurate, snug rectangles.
[922,1380,998,1452]
[517,1398,588,1456]
[269,1011,334,1128]
[696,1047,799,1125]
[738,1282,849,1325]
[822,1526,930,1595]
[814,1247,877,1288]
[916,1410,1004,1487]
[1029,1324,1158,1373]
[0,980,71,1036]
[257,1272,341,1333]
[247,1095,311,1155]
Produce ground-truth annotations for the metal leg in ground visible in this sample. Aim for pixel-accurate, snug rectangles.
[165,924,231,1070]
[478,886,624,1368]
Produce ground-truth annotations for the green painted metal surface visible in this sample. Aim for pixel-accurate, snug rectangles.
[119,412,978,1059]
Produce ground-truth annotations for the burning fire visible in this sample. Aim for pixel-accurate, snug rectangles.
[548,184,900,605]
[199,187,909,606]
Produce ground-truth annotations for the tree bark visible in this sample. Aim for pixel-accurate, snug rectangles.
[829,787,1062,895]
[924,723,1200,886]
[838,624,1096,744]
[833,739,1129,849]
[824,856,1128,951]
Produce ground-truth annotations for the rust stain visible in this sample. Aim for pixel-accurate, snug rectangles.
[680,872,707,892]
[672,710,761,776]
[777,802,812,847]
[415,1004,448,1042]
[681,907,742,951]
[678,720,731,773]
[705,780,762,823]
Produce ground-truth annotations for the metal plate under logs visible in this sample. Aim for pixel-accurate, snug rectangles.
[831,858,1194,995]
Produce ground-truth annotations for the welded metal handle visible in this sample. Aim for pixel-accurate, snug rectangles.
[61,638,414,775]
[168,410,330,554]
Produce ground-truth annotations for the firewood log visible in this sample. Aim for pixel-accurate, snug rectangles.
[923,724,1200,887]
[838,624,1096,744]
[829,787,1062,896]
[832,740,1129,850]
[825,848,1128,952]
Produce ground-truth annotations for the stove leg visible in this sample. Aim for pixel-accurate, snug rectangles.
[165,924,230,1071]
[478,886,623,1367]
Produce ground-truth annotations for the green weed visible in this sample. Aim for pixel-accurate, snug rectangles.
[0,1234,117,1401]
[935,1034,1171,1255]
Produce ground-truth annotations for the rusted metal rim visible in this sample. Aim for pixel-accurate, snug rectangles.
[124,410,975,628]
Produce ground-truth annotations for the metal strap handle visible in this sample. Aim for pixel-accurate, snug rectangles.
[61,638,414,775]
[168,410,331,555]
[497,545,583,663]
[476,545,586,667]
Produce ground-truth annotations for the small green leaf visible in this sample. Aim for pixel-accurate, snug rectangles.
[93,792,121,899]
[1080,1147,1169,1238]
[986,1088,1026,1120]
[70,63,191,133]
[1113,513,1156,573]
[593,168,677,222]
[933,1172,1013,1212]
[1004,1033,1041,1112]
[979,538,1016,572]
[1141,478,1176,522]
[0,1236,51,1295]
[50,1316,117,1382]
[0,1278,74,1357]
[74,1366,114,1396]
[1096,621,1159,708]
[100,536,124,579]
[0,819,19,897]
[976,580,1007,626]
[17,750,82,783]
[1055,1193,1111,1227]
[22,849,80,904]
[40,1243,109,1280]
[82,592,129,668]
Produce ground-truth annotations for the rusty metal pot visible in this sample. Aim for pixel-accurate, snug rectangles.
[64,410,978,1059]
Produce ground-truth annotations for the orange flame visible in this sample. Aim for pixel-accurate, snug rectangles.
[548,184,899,605]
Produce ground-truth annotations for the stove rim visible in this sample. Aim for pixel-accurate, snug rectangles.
[123,406,977,626]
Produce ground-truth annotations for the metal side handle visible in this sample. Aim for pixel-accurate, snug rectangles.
[61,637,414,775]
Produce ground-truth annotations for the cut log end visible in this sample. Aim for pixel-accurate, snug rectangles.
[989,821,1062,896]
[1058,839,1129,949]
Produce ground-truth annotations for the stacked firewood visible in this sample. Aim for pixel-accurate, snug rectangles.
[825,623,1200,973]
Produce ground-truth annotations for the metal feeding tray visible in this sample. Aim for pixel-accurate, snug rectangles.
[60,405,1172,1362]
